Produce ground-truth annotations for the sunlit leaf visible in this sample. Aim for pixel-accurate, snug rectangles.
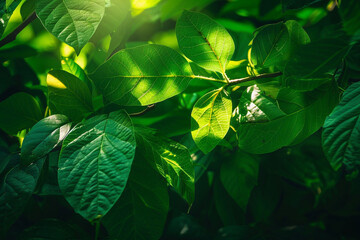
[191,88,232,154]
[176,10,235,74]
[90,44,193,106]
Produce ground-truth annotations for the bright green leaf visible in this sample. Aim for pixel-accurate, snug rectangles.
[176,10,235,74]
[90,44,194,106]
[47,70,93,121]
[35,0,105,53]
[135,127,195,205]
[102,151,169,240]
[322,81,360,172]
[191,88,232,154]
[21,115,71,165]
[58,110,136,221]
[0,92,42,135]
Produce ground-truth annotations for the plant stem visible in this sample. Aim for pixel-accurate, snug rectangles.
[228,72,283,86]
[0,12,37,49]
[95,220,100,240]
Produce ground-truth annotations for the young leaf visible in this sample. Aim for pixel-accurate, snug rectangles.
[250,22,290,68]
[35,0,105,54]
[220,152,259,210]
[322,81,360,172]
[21,115,71,165]
[0,92,42,135]
[191,88,232,154]
[102,151,169,240]
[58,110,136,221]
[176,10,235,74]
[47,70,93,121]
[0,157,45,234]
[61,58,87,83]
[283,38,349,91]
[135,127,195,205]
[89,44,193,106]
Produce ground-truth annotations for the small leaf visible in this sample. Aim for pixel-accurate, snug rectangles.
[322,81,360,172]
[0,92,42,135]
[47,70,93,121]
[250,22,290,68]
[90,44,193,106]
[191,88,232,154]
[35,0,105,53]
[58,110,136,221]
[0,157,45,234]
[61,58,87,83]
[176,10,235,74]
[283,38,349,91]
[102,151,169,240]
[135,127,195,205]
[21,115,71,165]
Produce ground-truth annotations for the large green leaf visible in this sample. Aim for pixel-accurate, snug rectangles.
[322,81,360,172]
[234,82,338,154]
[283,39,349,91]
[102,151,169,240]
[35,0,105,53]
[191,88,232,154]
[90,44,193,106]
[135,127,195,205]
[58,110,136,221]
[250,22,290,68]
[0,157,45,234]
[339,0,360,35]
[21,115,71,165]
[0,92,42,135]
[47,70,93,121]
[220,151,259,210]
[285,20,310,53]
[176,10,235,74]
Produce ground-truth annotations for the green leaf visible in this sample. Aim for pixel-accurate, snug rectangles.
[90,44,193,106]
[35,0,105,54]
[250,22,290,68]
[176,10,235,74]
[0,157,45,234]
[0,0,21,38]
[58,110,136,221]
[282,0,325,10]
[283,38,349,91]
[0,92,42,135]
[191,88,232,154]
[47,70,93,121]
[285,20,310,52]
[322,81,360,172]
[234,83,338,154]
[220,151,259,210]
[20,0,35,20]
[102,151,169,240]
[135,127,195,205]
[160,0,214,21]
[339,0,360,35]
[21,115,71,165]
[61,58,87,82]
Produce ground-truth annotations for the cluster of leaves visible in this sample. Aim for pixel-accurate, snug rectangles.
[0,0,359,239]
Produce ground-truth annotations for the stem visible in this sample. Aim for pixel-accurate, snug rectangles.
[0,12,37,49]
[95,220,100,240]
[228,72,282,86]
[129,104,155,116]
[192,75,227,84]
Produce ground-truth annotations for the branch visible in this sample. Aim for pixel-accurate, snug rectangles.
[0,12,37,49]
[228,72,283,86]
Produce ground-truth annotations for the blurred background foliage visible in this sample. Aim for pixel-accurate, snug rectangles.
[1,0,360,239]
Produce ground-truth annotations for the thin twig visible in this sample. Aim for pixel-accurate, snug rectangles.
[129,104,155,116]
[0,12,37,49]
[228,72,283,86]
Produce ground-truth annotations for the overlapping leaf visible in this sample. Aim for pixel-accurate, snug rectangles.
[176,10,235,74]
[322,81,360,172]
[191,88,232,154]
[58,110,136,221]
[36,0,105,53]
[90,44,193,106]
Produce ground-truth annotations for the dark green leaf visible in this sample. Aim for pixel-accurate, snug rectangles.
[282,0,325,11]
[176,10,235,74]
[90,44,193,106]
[35,0,105,53]
[0,92,42,135]
[58,110,136,221]
[21,115,71,165]
[322,81,360,172]
[191,88,232,154]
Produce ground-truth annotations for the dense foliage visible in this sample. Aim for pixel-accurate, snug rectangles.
[0,0,359,239]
